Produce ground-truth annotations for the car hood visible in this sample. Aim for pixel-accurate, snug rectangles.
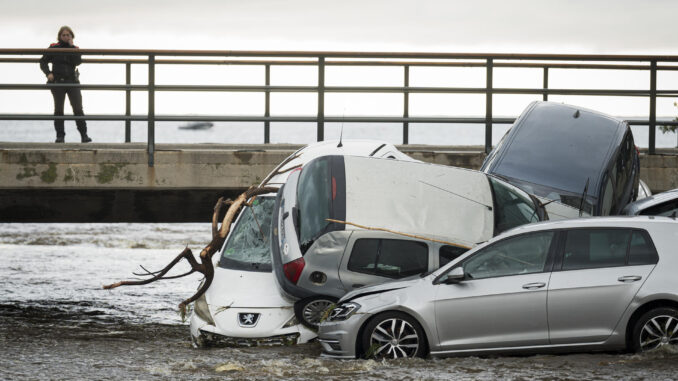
[206,267,294,308]
[339,276,424,303]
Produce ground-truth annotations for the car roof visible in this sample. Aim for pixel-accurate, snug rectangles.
[486,101,627,198]
[340,155,494,248]
[622,189,678,215]
[499,215,678,237]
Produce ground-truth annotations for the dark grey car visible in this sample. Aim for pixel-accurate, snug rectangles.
[482,101,640,216]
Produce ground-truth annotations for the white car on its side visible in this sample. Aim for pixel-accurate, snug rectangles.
[189,140,415,346]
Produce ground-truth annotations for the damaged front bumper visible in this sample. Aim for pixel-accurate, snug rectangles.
[194,329,300,347]
[189,306,316,348]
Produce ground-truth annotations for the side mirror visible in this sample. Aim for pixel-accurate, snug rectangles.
[442,267,465,284]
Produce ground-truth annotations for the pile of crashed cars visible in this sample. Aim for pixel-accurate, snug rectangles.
[190,101,678,359]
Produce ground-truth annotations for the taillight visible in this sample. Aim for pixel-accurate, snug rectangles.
[283,257,305,284]
[332,176,337,200]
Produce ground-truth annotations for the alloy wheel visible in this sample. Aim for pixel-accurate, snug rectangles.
[639,315,678,352]
[369,318,420,359]
[302,299,334,325]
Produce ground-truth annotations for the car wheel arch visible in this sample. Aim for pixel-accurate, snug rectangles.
[355,309,430,358]
[624,298,678,350]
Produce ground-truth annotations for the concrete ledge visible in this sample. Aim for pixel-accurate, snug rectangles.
[0,143,676,192]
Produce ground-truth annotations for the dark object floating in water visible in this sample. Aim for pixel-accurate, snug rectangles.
[178,122,214,130]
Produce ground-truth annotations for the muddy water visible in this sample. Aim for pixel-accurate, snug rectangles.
[1,223,677,380]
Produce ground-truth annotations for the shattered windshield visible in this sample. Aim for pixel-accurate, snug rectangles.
[489,177,540,235]
[218,196,275,272]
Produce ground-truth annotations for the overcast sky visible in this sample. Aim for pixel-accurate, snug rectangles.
[2,0,677,53]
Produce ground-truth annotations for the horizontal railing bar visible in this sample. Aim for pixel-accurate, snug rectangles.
[3,49,678,62]
[5,56,678,71]
[2,114,676,125]
[6,56,678,70]
[2,83,675,97]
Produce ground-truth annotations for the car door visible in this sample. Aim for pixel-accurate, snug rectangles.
[547,228,657,344]
[433,231,556,351]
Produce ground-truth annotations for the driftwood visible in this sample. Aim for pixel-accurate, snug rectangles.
[103,186,278,313]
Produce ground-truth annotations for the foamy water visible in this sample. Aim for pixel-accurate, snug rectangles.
[1,223,677,380]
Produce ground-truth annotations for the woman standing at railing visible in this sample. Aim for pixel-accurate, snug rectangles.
[39,26,92,143]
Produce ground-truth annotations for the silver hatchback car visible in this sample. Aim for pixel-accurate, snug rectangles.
[318,217,678,358]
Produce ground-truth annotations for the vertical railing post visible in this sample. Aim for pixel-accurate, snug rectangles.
[543,67,549,102]
[485,58,493,154]
[403,65,409,144]
[148,54,155,167]
[264,64,270,144]
[317,56,325,141]
[125,62,131,143]
[649,60,657,155]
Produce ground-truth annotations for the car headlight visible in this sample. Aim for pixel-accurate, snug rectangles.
[193,283,215,325]
[327,302,360,321]
[282,315,299,328]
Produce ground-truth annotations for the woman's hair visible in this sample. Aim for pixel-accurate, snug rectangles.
[57,26,75,42]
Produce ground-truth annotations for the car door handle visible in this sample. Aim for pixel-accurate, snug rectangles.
[522,282,546,290]
[352,284,365,288]
[618,275,642,283]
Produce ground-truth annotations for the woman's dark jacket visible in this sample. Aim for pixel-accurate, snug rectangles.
[39,41,82,82]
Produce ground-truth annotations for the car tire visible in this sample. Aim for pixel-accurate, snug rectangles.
[630,307,678,353]
[294,295,338,330]
[361,311,428,359]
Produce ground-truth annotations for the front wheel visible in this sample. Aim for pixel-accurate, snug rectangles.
[631,307,678,352]
[361,311,427,359]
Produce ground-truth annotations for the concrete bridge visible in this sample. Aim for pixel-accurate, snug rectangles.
[1,142,676,222]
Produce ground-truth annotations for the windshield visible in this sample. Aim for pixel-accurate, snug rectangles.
[218,196,275,272]
[489,177,540,234]
[296,157,332,252]
[489,103,619,199]
[499,176,594,215]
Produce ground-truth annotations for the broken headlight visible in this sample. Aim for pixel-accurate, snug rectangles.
[282,315,299,328]
[194,292,215,325]
[327,302,360,321]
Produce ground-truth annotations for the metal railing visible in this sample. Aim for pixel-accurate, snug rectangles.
[1,49,678,166]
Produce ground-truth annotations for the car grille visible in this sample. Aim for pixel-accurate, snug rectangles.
[198,330,300,347]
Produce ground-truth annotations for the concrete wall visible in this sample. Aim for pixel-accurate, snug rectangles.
[1,143,674,191]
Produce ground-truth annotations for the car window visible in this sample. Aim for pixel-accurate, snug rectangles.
[297,157,331,250]
[639,200,678,217]
[348,238,428,278]
[218,197,275,272]
[488,177,540,234]
[439,245,468,267]
[562,229,630,271]
[628,230,659,266]
[601,177,614,216]
[463,231,554,280]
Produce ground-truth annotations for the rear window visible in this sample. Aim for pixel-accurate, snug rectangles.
[628,230,659,265]
[218,197,275,272]
[297,157,332,250]
[561,228,658,270]
[348,238,429,278]
[562,229,630,270]
[639,200,678,217]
